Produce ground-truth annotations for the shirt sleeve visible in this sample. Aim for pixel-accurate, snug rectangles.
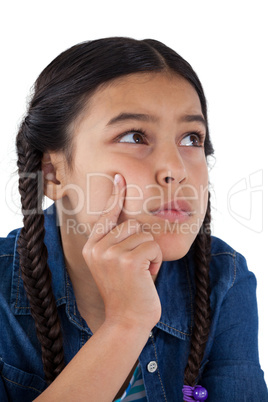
[200,252,268,401]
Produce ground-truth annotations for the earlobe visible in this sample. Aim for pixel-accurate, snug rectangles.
[42,152,66,200]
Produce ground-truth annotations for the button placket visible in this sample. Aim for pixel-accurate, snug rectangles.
[139,330,168,401]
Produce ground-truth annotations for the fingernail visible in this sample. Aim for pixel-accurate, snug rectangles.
[114,174,121,186]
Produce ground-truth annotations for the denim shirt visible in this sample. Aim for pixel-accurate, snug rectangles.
[0,205,267,401]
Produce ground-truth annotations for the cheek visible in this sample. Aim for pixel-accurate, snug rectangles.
[191,162,209,217]
[114,159,152,215]
[87,174,114,213]
[63,172,115,217]
[185,152,208,185]
[123,175,150,215]
[182,155,208,213]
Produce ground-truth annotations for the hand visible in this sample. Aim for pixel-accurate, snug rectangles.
[82,173,162,331]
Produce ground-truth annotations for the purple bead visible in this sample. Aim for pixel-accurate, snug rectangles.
[193,385,208,401]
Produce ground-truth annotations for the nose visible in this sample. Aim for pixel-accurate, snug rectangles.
[155,144,187,186]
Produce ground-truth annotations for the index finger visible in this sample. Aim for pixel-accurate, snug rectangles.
[89,173,126,241]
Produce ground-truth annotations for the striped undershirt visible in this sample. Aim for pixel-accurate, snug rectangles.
[115,364,147,402]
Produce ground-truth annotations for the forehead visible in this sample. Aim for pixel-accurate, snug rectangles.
[84,72,203,118]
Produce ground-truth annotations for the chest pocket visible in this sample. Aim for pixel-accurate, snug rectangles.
[0,359,47,401]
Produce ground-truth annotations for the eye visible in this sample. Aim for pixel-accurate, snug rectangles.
[180,132,204,147]
[118,130,147,144]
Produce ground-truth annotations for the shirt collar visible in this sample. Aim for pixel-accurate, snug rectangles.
[11,204,193,340]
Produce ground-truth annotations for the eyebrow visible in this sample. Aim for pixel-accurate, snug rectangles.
[107,113,157,125]
[181,114,206,126]
[106,112,206,127]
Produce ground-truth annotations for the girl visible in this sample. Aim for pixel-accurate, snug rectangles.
[0,37,267,401]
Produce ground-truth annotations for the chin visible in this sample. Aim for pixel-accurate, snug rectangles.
[155,233,194,261]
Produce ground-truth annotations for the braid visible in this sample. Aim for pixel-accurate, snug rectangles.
[184,193,211,386]
[16,122,65,384]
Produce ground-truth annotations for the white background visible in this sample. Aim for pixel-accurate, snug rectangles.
[0,0,267,384]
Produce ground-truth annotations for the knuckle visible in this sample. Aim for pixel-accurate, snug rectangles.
[154,241,162,254]
[120,253,134,268]
[102,246,116,263]
[82,241,91,259]
[90,243,102,261]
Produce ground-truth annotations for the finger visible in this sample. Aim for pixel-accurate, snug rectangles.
[108,219,141,243]
[129,241,163,276]
[90,173,126,241]
[101,225,152,251]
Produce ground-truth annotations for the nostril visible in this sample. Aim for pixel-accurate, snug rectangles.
[164,176,174,184]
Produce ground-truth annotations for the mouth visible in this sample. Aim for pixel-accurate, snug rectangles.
[150,200,193,223]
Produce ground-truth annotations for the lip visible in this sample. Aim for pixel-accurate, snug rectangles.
[150,200,193,223]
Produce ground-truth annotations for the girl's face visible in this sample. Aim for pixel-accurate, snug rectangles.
[54,72,208,260]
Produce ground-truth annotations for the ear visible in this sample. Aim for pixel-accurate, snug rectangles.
[42,152,66,200]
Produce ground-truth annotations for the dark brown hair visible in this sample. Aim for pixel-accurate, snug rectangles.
[16,37,214,386]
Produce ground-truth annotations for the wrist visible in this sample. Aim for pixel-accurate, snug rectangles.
[102,316,154,341]
[104,302,161,334]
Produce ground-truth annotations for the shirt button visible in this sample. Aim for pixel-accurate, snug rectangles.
[147,361,158,373]
[149,331,153,337]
